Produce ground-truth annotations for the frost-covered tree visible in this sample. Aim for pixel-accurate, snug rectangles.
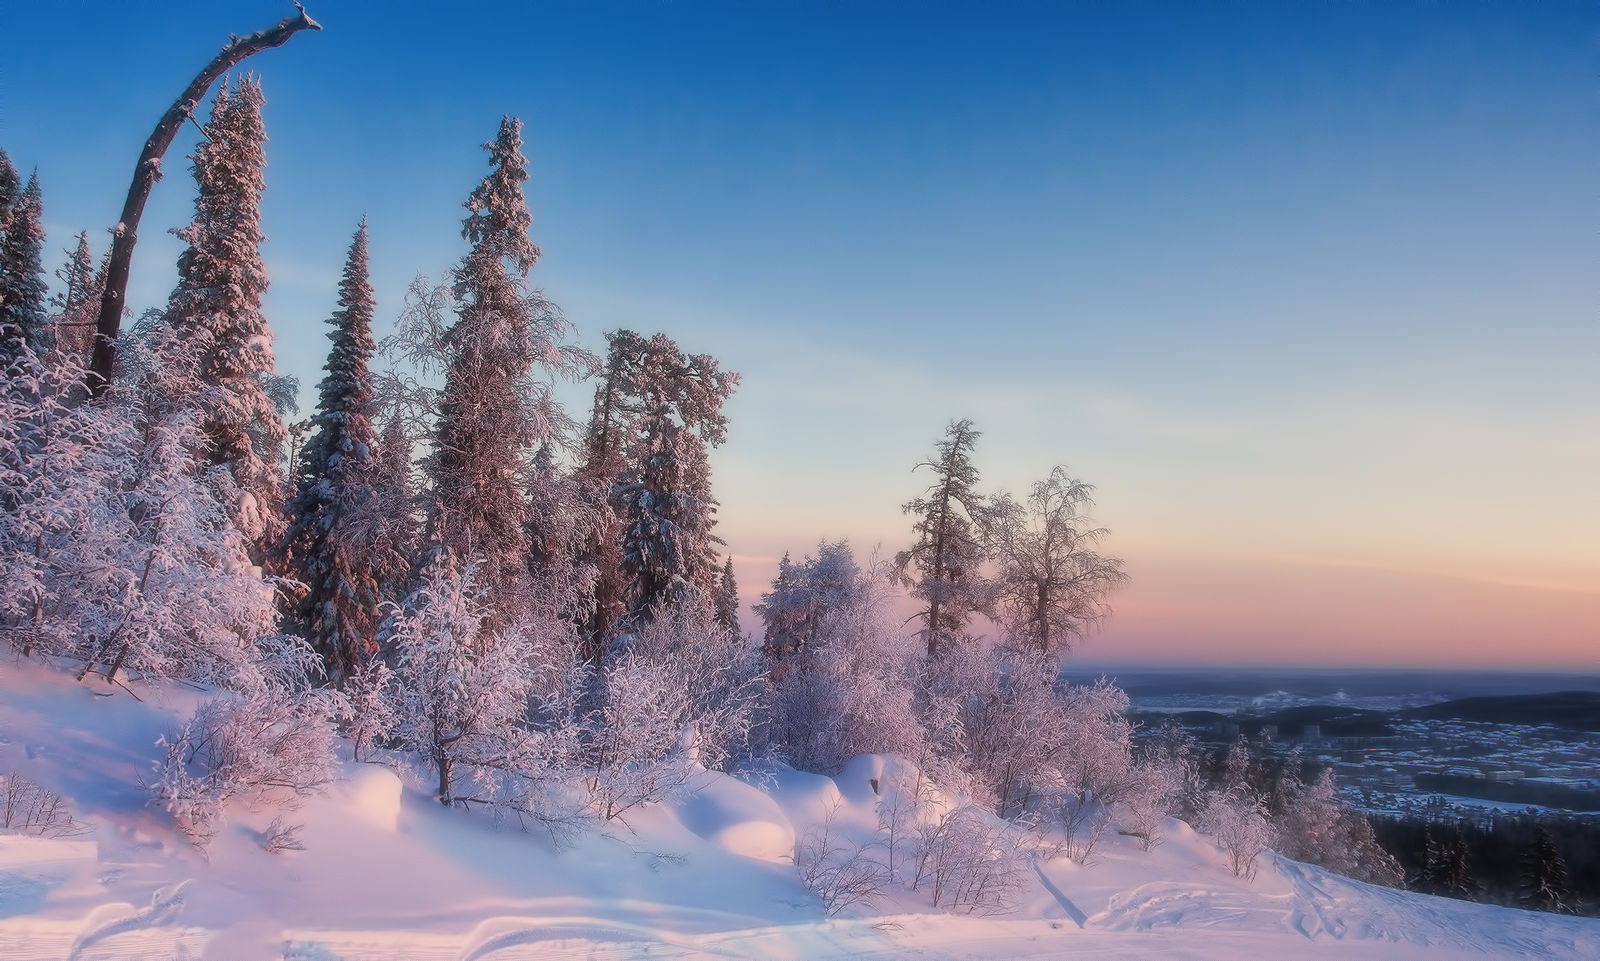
[0,171,49,358]
[612,332,737,620]
[0,151,19,221]
[897,419,988,657]
[370,407,419,587]
[383,553,584,814]
[587,596,763,818]
[759,548,926,775]
[162,77,288,550]
[417,117,586,625]
[283,221,400,683]
[757,540,863,662]
[50,231,103,361]
[1201,735,1274,880]
[713,555,740,636]
[984,466,1127,656]
[1519,824,1574,914]
[0,335,285,689]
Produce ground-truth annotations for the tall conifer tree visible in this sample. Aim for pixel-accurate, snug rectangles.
[163,77,287,549]
[51,231,102,359]
[284,221,392,682]
[426,117,582,623]
[0,172,49,358]
[897,419,988,656]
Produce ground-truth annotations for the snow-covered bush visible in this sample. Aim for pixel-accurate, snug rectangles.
[1119,755,1182,851]
[1,770,81,837]
[925,646,1135,828]
[794,801,889,917]
[1201,786,1273,880]
[909,803,1030,915]
[382,553,585,831]
[151,641,343,846]
[588,597,763,819]
[1196,735,1275,879]
[759,546,926,775]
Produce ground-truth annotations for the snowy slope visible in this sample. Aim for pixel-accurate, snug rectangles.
[0,660,1595,961]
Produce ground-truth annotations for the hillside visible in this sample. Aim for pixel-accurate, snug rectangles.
[0,661,1596,961]
[1401,692,1600,732]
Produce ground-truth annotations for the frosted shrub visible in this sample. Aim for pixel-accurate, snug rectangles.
[338,660,397,763]
[794,801,889,917]
[152,674,343,847]
[1201,787,1273,880]
[1120,756,1183,851]
[589,598,763,819]
[909,804,1030,915]
[0,771,82,837]
[383,554,586,834]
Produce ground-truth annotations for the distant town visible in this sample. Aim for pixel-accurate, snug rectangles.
[1133,691,1600,823]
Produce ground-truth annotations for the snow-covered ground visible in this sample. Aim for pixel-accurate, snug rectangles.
[0,660,1595,961]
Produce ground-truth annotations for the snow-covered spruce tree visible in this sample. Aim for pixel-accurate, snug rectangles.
[161,77,289,551]
[714,555,740,636]
[613,332,737,621]
[369,406,419,591]
[570,328,645,662]
[757,540,863,664]
[983,466,1127,657]
[0,171,50,359]
[0,150,19,220]
[1518,824,1575,914]
[282,221,401,683]
[897,419,989,657]
[421,117,586,626]
[50,231,104,361]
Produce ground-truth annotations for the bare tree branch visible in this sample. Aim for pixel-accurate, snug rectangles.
[88,5,322,396]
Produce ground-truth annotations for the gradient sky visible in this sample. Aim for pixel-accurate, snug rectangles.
[4,1,1595,668]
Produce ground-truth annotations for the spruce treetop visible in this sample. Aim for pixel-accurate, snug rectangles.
[462,116,540,277]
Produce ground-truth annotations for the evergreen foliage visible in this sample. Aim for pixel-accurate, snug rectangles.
[0,171,50,358]
[1520,824,1575,914]
[897,419,988,656]
[421,116,585,624]
[50,231,102,360]
[162,77,288,550]
[609,331,738,621]
[714,555,740,636]
[283,221,398,683]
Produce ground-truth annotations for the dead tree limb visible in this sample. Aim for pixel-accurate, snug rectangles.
[87,4,322,396]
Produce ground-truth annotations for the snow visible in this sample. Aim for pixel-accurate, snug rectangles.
[0,658,1596,961]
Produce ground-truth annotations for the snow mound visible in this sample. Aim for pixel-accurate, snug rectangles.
[674,773,795,863]
[339,765,401,832]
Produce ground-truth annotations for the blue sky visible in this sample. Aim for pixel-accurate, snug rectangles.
[4,1,1596,666]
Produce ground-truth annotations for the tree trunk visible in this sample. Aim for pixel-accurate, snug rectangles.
[88,5,321,396]
[436,751,452,806]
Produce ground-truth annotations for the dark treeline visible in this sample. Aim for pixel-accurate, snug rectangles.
[1373,812,1596,916]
